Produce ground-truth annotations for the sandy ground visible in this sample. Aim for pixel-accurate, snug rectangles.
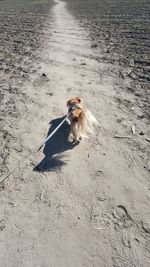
[0,0,150,266]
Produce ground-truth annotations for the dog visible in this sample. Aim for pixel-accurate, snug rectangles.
[67,97,98,143]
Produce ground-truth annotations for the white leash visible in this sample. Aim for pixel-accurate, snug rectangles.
[0,111,71,185]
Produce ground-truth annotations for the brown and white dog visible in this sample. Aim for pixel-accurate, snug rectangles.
[67,97,98,143]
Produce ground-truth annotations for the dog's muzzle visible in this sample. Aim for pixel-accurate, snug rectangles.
[68,104,81,113]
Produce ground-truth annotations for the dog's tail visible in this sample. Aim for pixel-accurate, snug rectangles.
[85,109,99,134]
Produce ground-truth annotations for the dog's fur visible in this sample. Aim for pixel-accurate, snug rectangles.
[67,97,98,142]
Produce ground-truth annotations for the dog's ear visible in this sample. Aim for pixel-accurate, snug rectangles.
[67,99,71,107]
[76,97,82,103]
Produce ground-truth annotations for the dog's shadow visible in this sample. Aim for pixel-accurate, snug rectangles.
[34,116,77,172]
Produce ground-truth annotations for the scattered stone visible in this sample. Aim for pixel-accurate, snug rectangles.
[139,131,144,135]
[0,219,6,231]
[116,117,124,123]
[144,162,150,171]
[91,43,98,48]
[114,135,132,139]
[105,49,110,53]
[131,125,136,135]
[117,205,132,221]
[119,71,125,79]
[133,237,140,244]
[12,144,23,152]
[137,115,145,120]
[141,220,150,234]
[46,92,53,96]
[135,92,142,97]
[147,161,150,171]
[17,66,23,71]
[127,87,134,93]
[4,68,10,74]
[97,196,106,201]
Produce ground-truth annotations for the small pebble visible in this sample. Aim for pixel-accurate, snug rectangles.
[91,43,98,48]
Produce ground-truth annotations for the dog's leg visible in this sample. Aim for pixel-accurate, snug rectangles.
[71,123,80,143]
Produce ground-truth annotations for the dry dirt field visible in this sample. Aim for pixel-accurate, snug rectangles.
[0,0,150,266]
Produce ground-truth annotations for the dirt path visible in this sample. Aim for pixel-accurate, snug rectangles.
[0,0,150,266]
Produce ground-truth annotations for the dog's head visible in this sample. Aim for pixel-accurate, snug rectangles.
[67,97,83,107]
